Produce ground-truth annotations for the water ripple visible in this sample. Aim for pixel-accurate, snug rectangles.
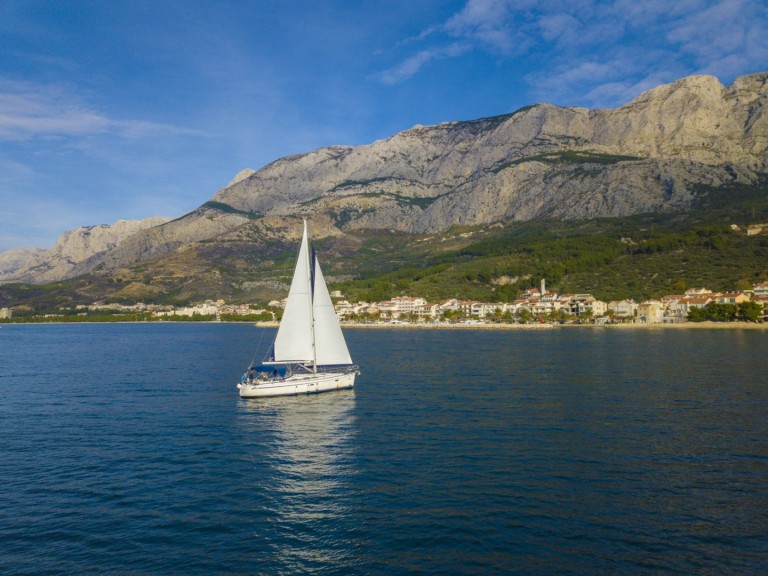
[0,324,766,574]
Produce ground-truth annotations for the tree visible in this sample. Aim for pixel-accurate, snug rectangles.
[738,301,763,323]
[361,311,380,323]
[518,309,534,324]
[578,309,594,324]
[687,307,708,322]
[708,303,737,322]
[688,303,738,322]
[442,309,457,323]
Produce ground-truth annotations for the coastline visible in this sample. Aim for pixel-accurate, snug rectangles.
[3,320,765,330]
[329,321,767,331]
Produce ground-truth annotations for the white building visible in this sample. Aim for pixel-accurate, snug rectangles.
[591,300,608,317]
[608,299,637,320]
[157,304,219,317]
[684,287,714,296]
[752,282,768,297]
[677,296,713,316]
[391,296,427,313]
[715,292,750,305]
[637,300,664,324]
[560,294,599,317]
[0,307,11,319]
[476,302,509,318]
[530,299,561,317]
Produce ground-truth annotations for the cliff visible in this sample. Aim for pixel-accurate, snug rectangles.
[0,217,170,284]
[1,72,766,285]
[213,73,767,232]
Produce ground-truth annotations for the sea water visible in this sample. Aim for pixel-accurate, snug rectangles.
[1,323,766,574]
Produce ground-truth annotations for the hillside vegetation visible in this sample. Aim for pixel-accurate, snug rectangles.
[2,177,766,314]
[335,217,768,304]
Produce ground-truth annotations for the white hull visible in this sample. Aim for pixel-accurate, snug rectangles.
[238,371,356,398]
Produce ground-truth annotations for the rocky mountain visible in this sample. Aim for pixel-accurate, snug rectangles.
[1,71,766,286]
[0,248,46,277]
[0,217,170,284]
[215,73,766,231]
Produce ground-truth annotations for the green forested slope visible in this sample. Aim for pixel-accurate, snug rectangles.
[2,177,767,312]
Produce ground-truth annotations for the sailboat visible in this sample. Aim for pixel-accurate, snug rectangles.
[238,220,358,398]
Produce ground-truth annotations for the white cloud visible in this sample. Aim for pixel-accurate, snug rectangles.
[582,73,672,108]
[665,0,768,70]
[0,78,203,141]
[444,0,520,52]
[373,1,535,85]
[537,12,580,43]
[524,41,690,108]
[373,44,470,85]
[375,0,768,107]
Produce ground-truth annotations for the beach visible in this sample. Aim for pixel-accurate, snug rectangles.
[253,320,768,330]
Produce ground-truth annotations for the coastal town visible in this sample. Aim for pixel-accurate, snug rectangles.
[334,281,768,325]
[3,280,766,325]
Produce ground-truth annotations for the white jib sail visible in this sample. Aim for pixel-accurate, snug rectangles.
[312,254,353,366]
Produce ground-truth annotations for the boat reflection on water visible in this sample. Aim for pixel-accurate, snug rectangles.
[236,390,360,571]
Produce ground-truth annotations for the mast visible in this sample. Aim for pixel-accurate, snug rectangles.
[307,221,318,373]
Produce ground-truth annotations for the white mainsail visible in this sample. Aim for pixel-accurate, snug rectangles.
[267,220,352,368]
[269,220,314,363]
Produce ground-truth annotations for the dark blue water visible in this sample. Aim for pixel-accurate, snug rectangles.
[1,324,766,575]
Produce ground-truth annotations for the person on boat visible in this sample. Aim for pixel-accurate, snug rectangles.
[241,372,248,384]
[248,367,254,381]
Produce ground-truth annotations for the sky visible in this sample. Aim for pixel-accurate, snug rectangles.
[1,0,766,251]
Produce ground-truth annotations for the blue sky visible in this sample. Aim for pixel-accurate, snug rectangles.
[1,0,766,251]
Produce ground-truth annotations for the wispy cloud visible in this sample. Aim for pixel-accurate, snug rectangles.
[372,43,470,85]
[664,0,768,76]
[524,46,680,108]
[443,0,533,53]
[375,0,768,107]
[0,78,203,141]
[373,0,528,85]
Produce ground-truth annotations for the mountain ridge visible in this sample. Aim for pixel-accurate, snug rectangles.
[1,71,766,287]
[0,217,171,284]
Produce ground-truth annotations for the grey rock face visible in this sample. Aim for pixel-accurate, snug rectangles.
[70,206,251,275]
[211,73,767,235]
[0,217,170,284]
[0,248,47,278]
[3,72,766,285]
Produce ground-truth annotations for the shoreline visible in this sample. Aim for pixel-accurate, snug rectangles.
[2,320,765,330]
[334,321,768,331]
